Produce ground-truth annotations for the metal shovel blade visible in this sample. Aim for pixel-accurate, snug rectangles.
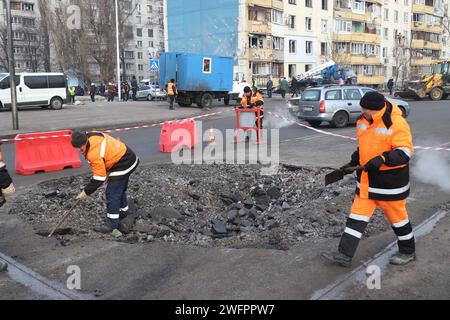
[325,169,345,186]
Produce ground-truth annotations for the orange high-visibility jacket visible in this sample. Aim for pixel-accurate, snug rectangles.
[355,101,414,201]
[82,132,139,195]
[241,92,264,108]
[167,82,177,96]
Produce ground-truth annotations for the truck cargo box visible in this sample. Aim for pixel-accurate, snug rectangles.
[159,52,233,92]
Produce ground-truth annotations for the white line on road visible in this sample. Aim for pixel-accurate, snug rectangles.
[310,210,448,300]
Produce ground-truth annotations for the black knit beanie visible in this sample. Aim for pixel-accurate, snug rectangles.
[71,131,87,148]
[360,91,386,110]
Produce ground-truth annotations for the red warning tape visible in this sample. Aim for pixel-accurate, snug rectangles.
[0,110,228,144]
[268,111,450,152]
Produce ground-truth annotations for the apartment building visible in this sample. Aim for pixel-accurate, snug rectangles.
[283,0,333,79]
[381,0,412,84]
[0,0,48,73]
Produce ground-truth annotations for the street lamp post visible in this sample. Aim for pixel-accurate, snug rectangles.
[5,0,19,129]
[115,0,122,102]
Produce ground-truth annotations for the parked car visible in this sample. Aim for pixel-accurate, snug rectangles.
[0,72,68,110]
[287,85,410,128]
[136,84,167,101]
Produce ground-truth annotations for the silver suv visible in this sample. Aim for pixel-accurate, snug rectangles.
[287,86,410,128]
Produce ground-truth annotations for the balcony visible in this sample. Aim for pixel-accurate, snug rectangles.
[412,4,435,15]
[334,11,381,24]
[411,39,442,50]
[342,55,381,65]
[248,0,272,9]
[272,49,284,62]
[411,57,433,66]
[333,33,380,43]
[357,75,384,85]
[411,22,443,34]
[249,48,273,62]
[248,20,271,34]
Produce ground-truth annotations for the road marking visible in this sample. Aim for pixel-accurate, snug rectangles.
[0,252,94,300]
[310,210,448,300]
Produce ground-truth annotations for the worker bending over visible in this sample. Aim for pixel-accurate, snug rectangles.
[0,148,15,272]
[323,91,416,267]
[71,132,139,234]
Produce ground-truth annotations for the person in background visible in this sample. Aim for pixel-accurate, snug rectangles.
[90,83,96,103]
[166,79,177,110]
[107,82,116,102]
[99,83,106,97]
[131,76,138,101]
[387,78,394,96]
[69,86,76,104]
[291,77,299,98]
[280,77,289,99]
[266,78,273,99]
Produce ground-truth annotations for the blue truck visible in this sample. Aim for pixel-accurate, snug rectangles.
[159,52,234,108]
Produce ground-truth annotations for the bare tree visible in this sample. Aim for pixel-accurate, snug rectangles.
[42,0,137,84]
[0,23,9,72]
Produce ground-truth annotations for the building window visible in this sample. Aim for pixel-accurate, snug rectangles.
[305,0,312,7]
[137,52,143,60]
[321,42,327,56]
[383,47,388,58]
[321,19,328,33]
[305,17,312,31]
[138,64,144,71]
[353,0,365,13]
[334,20,352,33]
[384,28,389,40]
[137,41,143,48]
[289,40,297,53]
[394,10,399,23]
[384,8,389,21]
[404,13,409,24]
[288,0,296,4]
[272,10,283,25]
[203,58,212,74]
[288,64,297,78]
[137,28,142,37]
[306,41,312,54]
[148,29,154,37]
[305,64,312,72]
[288,15,296,29]
[322,0,328,10]
[273,36,284,50]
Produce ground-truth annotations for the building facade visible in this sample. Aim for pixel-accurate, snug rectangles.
[0,0,49,73]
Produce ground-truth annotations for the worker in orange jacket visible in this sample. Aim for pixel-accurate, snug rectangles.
[166,79,177,110]
[0,148,15,272]
[71,131,139,234]
[323,91,415,267]
[240,86,264,142]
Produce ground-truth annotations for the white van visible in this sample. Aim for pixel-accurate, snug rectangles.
[0,72,68,110]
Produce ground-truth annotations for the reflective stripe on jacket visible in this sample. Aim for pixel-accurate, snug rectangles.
[82,132,139,195]
[356,101,414,201]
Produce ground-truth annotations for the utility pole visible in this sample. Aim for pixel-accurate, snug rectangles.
[5,0,19,129]
[115,0,122,102]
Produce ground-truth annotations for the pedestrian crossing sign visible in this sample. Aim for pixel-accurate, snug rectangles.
[150,60,159,71]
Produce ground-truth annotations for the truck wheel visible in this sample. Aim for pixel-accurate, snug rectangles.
[430,87,444,101]
[200,93,213,108]
[331,111,349,128]
[50,97,63,110]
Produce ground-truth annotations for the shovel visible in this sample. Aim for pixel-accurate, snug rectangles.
[48,199,81,238]
[325,166,364,186]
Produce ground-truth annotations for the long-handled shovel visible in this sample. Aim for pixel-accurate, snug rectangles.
[325,166,364,186]
[48,199,81,238]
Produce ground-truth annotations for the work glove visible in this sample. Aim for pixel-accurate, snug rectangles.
[77,191,88,201]
[1,183,15,198]
[364,156,385,172]
[340,163,358,175]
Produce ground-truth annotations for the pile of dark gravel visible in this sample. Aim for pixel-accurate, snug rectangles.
[8,164,390,250]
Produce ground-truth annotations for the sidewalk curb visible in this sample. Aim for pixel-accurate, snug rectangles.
[0,108,230,141]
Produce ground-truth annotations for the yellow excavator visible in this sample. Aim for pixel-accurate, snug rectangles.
[396,59,450,101]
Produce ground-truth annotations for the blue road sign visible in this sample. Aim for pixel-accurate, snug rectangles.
[150,60,159,71]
